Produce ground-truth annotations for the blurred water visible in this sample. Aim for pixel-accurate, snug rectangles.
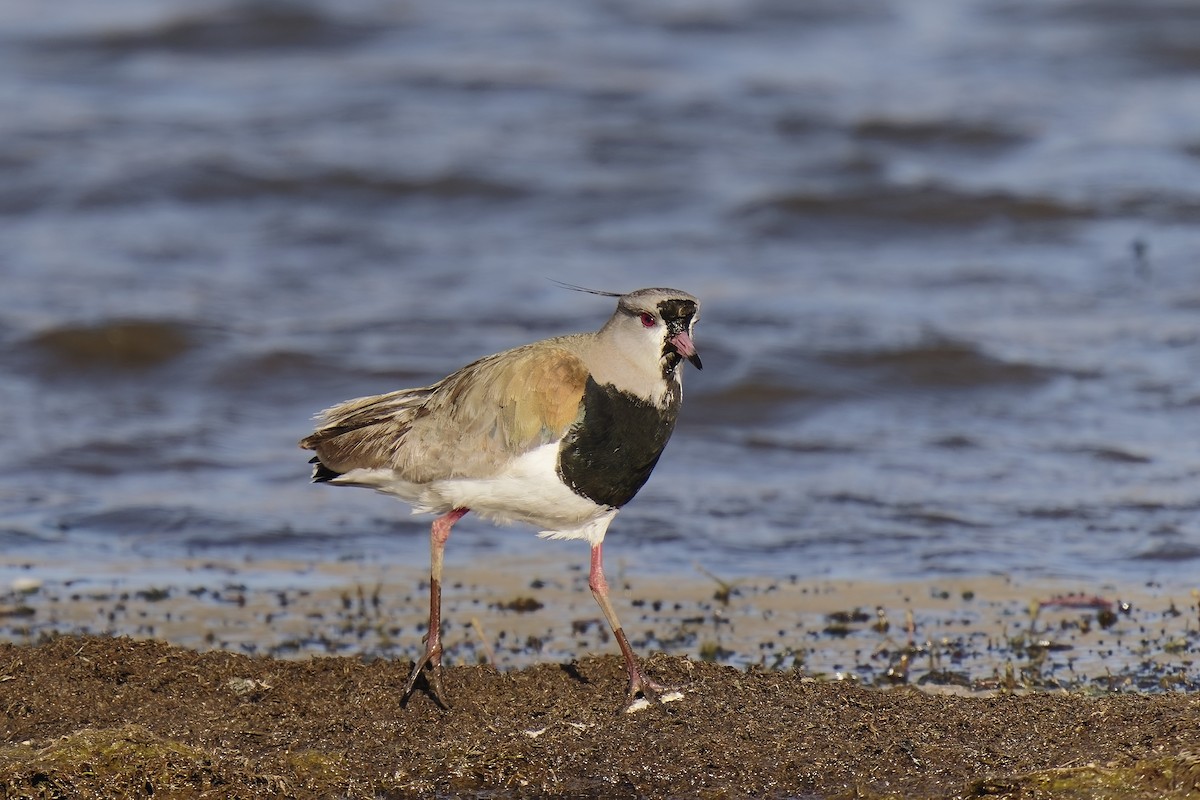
[4,0,1200,594]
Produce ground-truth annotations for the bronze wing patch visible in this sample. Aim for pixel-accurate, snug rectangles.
[417,344,589,476]
[497,345,590,449]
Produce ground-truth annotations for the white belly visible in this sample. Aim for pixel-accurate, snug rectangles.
[334,443,617,544]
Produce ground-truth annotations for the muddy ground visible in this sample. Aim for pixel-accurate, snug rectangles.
[4,636,1200,799]
[2,566,1200,798]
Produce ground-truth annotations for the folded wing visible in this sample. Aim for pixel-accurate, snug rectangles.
[300,343,590,484]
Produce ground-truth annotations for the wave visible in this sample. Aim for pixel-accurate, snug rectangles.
[816,336,1056,392]
[35,3,385,57]
[738,183,1094,238]
[68,162,530,211]
[27,319,194,370]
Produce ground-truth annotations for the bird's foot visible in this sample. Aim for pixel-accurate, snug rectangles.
[623,669,685,714]
[402,642,449,709]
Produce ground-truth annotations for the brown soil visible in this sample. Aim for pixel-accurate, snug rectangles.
[3,564,1200,797]
[4,634,1200,799]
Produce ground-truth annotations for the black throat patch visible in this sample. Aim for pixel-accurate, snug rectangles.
[557,377,682,509]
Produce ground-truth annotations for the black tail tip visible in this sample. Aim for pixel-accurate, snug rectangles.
[309,456,341,483]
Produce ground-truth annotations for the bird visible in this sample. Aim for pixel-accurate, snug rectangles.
[299,286,702,709]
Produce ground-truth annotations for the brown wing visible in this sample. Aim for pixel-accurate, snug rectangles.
[300,342,589,484]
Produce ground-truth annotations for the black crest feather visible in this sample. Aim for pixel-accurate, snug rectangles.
[547,279,622,298]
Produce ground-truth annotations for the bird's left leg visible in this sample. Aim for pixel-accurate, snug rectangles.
[587,540,672,706]
[403,507,468,707]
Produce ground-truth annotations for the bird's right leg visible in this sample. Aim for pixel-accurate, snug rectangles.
[402,507,468,707]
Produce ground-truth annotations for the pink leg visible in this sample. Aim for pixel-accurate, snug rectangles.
[403,507,468,707]
[588,541,668,704]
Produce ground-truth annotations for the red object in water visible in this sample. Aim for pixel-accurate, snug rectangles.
[1040,593,1113,610]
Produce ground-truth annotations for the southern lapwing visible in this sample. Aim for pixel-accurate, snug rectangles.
[299,287,701,709]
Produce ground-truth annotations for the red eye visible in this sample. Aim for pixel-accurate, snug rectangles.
[639,312,656,328]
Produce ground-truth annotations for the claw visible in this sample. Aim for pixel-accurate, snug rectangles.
[624,672,685,713]
[402,639,449,709]
[628,671,671,703]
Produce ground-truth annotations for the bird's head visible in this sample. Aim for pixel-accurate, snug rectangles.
[613,288,702,376]
[556,282,702,404]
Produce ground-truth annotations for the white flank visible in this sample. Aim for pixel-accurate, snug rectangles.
[342,443,617,544]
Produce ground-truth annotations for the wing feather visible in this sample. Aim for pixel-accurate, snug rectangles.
[299,342,589,483]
